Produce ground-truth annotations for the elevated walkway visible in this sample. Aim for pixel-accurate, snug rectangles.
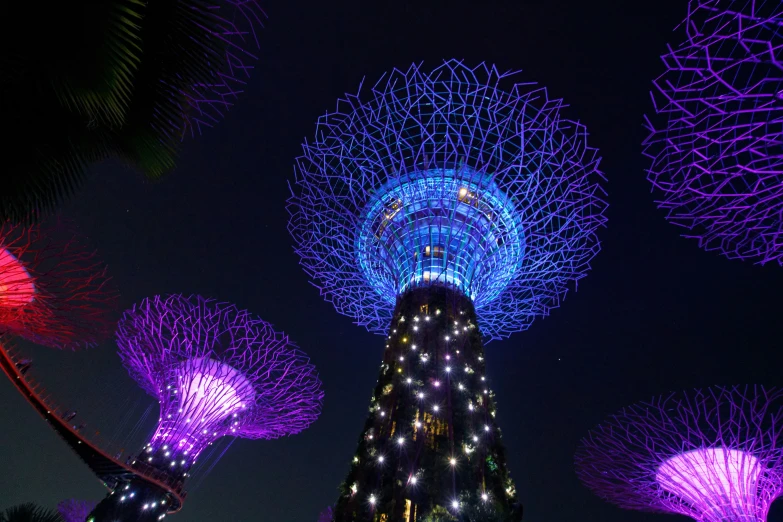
[0,342,185,513]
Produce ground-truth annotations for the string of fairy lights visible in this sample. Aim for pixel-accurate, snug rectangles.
[345,305,517,516]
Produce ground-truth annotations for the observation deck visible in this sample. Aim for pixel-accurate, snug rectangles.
[0,342,186,514]
[357,168,525,307]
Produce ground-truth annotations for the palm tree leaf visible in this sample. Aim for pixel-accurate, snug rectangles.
[115,0,265,178]
[0,90,113,223]
[0,503,64,522]
[4,1,145,128]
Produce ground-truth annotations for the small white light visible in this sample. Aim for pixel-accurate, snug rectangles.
[433,405,440,412]
[410,476,417,485]
[452,500,459,510]
[434,381,441,387]
[369,495,377,505]
[398,437,405,445]
[445,366,451,373]
[399,356,404,362]
[482,493,489,501]
[415,421,422,428]
[378,456,385,463]
[449,458,457,466]
[484,425,490,432]
[418,392,425,399]
[406,378,413,384]
[473,435,479,442]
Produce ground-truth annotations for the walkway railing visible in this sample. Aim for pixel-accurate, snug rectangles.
[0,341,186,513]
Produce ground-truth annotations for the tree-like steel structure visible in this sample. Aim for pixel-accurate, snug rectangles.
[89,294,323,522]
[575,385,783,522]
[644,0,783,265]
[57,500,97,522]
[288,59,607,521]
[2,0,266,223]
[0,221,118,349]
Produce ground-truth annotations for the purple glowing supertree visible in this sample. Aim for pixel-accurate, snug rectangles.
[57,499,97,522]
[89,294,323,521]
[644,0,783,265]
[289,59,606,520]
[575,385,783,522]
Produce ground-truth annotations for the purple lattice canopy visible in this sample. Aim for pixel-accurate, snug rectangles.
[644,0,783,265]
[288,59,607,340]
[575,386,783,522]
[57,499,97,522]
[117,294,323,471]
[179,0,266,138]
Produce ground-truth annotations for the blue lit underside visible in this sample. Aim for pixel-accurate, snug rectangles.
[356,168,525,306]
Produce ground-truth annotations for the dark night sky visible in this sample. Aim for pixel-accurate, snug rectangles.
[1,0,782,521]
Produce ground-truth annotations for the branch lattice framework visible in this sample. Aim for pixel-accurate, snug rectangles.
[288,59,607,340]
[178,0,267,138]
[0,221,118,349]
[117,294,323,469]
[644,0,783,265]
[575,385,783,522]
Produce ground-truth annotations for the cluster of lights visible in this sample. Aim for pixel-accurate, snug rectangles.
[350,309,503,515]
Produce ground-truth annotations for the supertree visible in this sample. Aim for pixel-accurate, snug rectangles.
[0,221,118,349]
[57,500,97,522]
[575,385,783,522]
[288,59,607,521]
[88,294,323,521]
[1,0,266,223]
[644,0,783,265]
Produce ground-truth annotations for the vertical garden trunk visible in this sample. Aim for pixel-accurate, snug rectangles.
[333,285,523,522]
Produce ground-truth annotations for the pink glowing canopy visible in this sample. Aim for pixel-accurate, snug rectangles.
[0,221,118,349]
[657,448,762,516]
[0,248,35,307]
[575,386,783,522]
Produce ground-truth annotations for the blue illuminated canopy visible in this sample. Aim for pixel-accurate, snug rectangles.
[288,60,607,339]
[357,168,525,307]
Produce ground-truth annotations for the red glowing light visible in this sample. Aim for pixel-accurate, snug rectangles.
[0,248,35,307]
